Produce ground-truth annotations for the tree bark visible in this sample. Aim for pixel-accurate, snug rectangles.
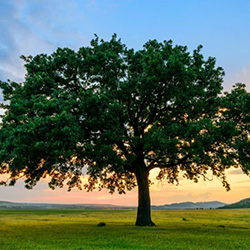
[135,166,155,226]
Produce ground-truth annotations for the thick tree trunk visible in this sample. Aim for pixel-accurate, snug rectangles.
[135,167,155,226]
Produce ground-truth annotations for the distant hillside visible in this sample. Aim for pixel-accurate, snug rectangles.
[0,201,134,210]
[219,198,250,209]
[152,201,226,210]
[0,200,227,210]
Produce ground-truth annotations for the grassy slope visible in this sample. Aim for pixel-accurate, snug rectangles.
[219,198,250,209]
[0,209,250,250]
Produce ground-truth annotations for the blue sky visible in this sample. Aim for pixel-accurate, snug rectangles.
[1,0,250,90]
[0,0,249,204]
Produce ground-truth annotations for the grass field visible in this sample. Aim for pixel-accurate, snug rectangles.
[0,208,249,250]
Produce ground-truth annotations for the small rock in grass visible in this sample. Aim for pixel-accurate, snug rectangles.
[97,222,106,227]
[217,225,225,228]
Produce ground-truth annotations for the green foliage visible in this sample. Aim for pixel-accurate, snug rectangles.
[0,209,250,249]
[0,34,249,194]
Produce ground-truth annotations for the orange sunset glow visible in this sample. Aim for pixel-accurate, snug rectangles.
[1,168,249,206]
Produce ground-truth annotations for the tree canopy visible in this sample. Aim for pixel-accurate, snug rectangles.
[0,34,249,226]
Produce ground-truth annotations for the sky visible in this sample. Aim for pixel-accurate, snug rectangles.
[0,0,249,205]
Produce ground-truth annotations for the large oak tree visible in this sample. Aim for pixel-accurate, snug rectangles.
[0,35,249,226]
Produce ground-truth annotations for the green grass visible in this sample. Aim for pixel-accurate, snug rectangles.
[0,209,249,250]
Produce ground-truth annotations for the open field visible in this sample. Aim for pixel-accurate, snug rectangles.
[0,209,249,250]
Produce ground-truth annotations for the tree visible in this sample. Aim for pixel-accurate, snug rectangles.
[0,35,249,226]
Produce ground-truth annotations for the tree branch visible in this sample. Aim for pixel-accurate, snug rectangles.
[147,154,192,171]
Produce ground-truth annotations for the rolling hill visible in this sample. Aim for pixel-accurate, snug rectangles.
[0,200,227,210]
[219,198,250,209]
[151,201,226,210]
[0,201,133,209]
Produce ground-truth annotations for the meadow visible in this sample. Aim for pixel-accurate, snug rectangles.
[0,208,249,250]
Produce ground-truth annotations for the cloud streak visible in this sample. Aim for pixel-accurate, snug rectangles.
[0,0,91,84]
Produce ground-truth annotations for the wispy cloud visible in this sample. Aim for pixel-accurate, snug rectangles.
[0,0,90,84]
[0,1,25,81]
[0,2,55,82]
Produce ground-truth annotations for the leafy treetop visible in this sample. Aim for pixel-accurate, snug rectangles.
[0,34,249,194]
